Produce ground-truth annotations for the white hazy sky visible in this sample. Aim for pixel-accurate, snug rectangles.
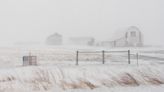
[0,0,164,46]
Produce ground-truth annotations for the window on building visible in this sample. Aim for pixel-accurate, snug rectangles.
[130,31,136,37]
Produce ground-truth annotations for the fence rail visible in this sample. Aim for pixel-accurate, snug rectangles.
[76,50,131,65]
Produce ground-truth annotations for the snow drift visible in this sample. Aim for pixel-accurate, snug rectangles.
[0,64,163,91]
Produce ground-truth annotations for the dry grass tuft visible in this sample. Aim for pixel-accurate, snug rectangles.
[60,80,97,90]
[113,73,139,86]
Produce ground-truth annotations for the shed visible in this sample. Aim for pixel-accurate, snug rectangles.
[46,33,63,45]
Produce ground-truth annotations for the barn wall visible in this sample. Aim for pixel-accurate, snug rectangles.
[126,31,143,47]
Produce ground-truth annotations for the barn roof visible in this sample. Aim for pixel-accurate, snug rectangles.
[47,33,62,39]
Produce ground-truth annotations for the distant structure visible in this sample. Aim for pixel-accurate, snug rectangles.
[100,26,144,47]
[46,33,63,45]
[69,37,95,46]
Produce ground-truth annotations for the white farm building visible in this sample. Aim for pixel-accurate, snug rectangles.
[100,26,144,47]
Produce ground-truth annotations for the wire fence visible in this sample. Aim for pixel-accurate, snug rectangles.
[75,50,131,65]
[19,49,164,66]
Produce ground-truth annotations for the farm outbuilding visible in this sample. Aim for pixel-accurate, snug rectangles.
[69,37,95,46]
[100,26,143,47]
[46,33,63,45]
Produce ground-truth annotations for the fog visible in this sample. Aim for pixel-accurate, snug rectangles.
[0,0,164,46]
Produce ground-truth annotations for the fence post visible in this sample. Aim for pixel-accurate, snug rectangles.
[136,53,139,66]
[102,50,105,64]
[128,50,131,64]
[76,51,79,65]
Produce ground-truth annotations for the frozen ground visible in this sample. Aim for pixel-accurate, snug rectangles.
[0,46,163,92]
[0,64,164,92]
[0,46,164,67]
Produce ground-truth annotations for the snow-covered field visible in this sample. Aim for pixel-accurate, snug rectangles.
[0,64,164,92]
[0,46,164,92]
